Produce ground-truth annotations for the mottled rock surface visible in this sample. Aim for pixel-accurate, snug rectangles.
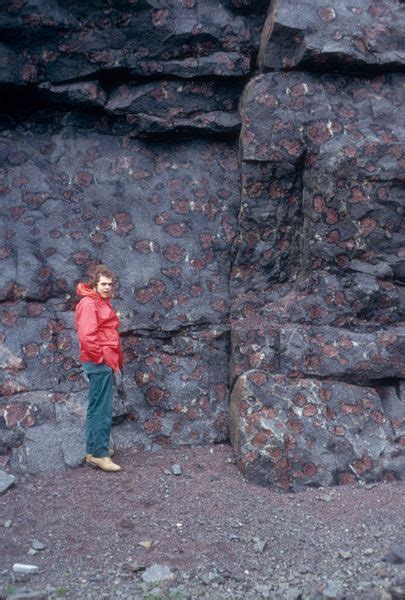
[230,371,397,491]
[230,0,404,489]
[259,0,405,72]
[0,0,404,487]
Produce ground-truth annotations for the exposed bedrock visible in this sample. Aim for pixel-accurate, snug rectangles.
[258,0,405,73]
[230,1,404,489]
[1,1,404,485]
[229,372,402,492]
[0,0,270,472]
[0,130,239,471]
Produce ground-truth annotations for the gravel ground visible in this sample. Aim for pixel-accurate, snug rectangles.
[0,444,404,599]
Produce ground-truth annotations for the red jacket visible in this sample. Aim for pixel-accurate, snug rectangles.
[75,283,123,372]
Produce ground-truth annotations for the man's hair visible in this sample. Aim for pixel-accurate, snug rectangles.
[88,264,115,288]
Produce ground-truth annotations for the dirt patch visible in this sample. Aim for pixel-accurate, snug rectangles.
[0,444,404,599]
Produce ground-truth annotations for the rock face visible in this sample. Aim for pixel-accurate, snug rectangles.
[229,0,404,489]
[230,372,394,491]
[0,0,404,486]
[258,0,405,72]
[0,0,265,471]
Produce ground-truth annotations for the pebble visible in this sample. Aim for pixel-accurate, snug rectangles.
[27,548,38,556]
[171,464,182,476]
[252,537,267,554]
[4,519,12,528]
[338,550,353,560]
[12,564,40,575]
[31,539,46,551]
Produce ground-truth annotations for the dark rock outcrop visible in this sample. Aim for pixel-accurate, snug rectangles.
[229,0,404,489]
[230,371,395,491]
[0,0,403,486]
[258,0,405,73]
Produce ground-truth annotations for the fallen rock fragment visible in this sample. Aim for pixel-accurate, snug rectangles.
[142,564,174,585]
[12,564,39,575]
[171,464,182,476]
[252,537,267,553]
[31,540,46,551]
[0,470,16,494]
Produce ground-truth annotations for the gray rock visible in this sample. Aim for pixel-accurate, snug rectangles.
[252,537,267,553]
[7,590,49,599]
[230,373,394,491]
[338,550,353,560]
[31,540,46,551]
[0,470,16,494]
[142,564,174,585]
[171,464,182,476]
[258,0,405,72]
[12,564,40,575]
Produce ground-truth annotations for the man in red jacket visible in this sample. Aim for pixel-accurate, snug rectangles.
[75,264,123,472]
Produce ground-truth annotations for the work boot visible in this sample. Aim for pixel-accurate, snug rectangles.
[85,448,114,463]
[87,456,121,472]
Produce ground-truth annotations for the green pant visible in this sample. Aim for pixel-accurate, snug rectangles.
[82,362,113,458]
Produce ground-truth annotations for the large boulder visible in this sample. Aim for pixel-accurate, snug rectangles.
[230,371,399,491]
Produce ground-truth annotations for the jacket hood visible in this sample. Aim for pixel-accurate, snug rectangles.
[76,282,102,300]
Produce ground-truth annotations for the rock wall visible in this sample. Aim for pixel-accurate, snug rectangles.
[0,0,265,471]
[230,0,405,490]
[0,0,403,487]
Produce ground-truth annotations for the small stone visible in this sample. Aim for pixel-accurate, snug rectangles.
[252,537,267,553]
[364,548,374,556]
[171,464,182,476]
[338,550,353,560]
[0,470,16,494]
[142,564,174,584]
[6,590,49,599]
[4,519,12,528]
[12,564,40,574]
[31,539,46,551]
[138,540,153,550]
[27,548,38,556]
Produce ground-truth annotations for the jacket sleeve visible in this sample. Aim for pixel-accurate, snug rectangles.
[76,299,104,364]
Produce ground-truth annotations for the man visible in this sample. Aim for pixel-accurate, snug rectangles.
[75,264,123,472]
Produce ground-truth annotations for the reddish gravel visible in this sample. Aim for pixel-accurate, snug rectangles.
[0,444,404,599]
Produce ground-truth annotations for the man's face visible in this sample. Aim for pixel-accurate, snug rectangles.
[94,276,113,299]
